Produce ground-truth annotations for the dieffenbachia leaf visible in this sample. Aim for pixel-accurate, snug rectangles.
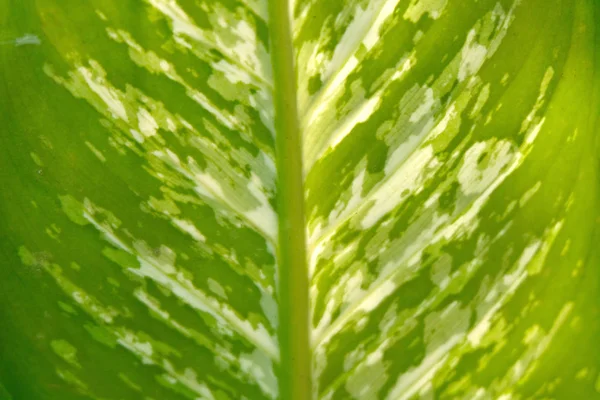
[0,0,598,399]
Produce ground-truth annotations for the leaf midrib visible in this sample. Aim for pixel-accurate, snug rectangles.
[268,1,311,399]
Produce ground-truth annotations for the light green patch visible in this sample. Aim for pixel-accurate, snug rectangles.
[17,246,35,267]
[30,152,44,167]
[118,373,142,392]
[51,339,80,368]
[56,368,88,391]
[58,301,78,315]
[85,141,106,162]
[404,0,448,23]
[59,195,89,226]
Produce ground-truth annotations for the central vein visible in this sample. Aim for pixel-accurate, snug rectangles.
[268,0,312,399]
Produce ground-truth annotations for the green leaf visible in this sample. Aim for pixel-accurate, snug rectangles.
[0,0,598,399]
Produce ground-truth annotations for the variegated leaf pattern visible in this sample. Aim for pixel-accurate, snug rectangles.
[1,1,279,399]
[0,1,598,400]
[298,0,600,398]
